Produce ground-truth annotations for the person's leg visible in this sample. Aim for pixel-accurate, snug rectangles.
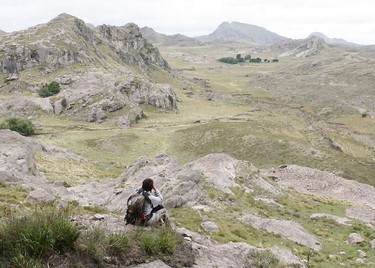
[147,208,170,227]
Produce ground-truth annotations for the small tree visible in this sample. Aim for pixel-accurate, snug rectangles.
[244,55,251,61]
[0,117,35,136]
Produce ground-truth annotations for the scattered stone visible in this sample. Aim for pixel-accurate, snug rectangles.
[366,223,375,230]
[91,214,105,221]
[339,251,346,255]
[355,258,365,264]
[270,246,306,267]
[370,239,375,250]
[358,250,367,258]
[25,189,56,204]
[348,233,364,244]
[129,260,171,268]
[6,73,18,81]
[201,220,219,233]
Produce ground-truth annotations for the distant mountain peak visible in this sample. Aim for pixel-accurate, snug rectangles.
[196,21,286,45]
[308,32,361,47]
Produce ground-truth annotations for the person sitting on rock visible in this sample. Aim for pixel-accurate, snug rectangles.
[134,178,170,227]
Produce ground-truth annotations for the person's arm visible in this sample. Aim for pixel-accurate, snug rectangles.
[134,186,142,194]
[152,183,163,200]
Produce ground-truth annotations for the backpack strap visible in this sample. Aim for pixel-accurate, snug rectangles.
[139,190,155,221]
[142,191,153,209]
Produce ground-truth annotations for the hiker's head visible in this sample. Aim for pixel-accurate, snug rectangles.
[142,178,154,191]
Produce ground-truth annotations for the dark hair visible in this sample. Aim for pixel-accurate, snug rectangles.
[142,178,153,192]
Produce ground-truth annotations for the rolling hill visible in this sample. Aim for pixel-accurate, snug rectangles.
[140,26,202,46]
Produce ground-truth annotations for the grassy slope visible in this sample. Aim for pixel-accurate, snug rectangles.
[26,43,374,186]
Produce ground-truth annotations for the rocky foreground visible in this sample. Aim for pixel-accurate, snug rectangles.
[1,129,375,267]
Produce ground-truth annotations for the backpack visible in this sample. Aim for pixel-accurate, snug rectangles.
[124,191,152,225]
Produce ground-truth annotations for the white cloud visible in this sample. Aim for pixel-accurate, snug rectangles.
[0,0,374,44]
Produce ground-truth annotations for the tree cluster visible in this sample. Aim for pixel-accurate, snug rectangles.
[218,54,279,64]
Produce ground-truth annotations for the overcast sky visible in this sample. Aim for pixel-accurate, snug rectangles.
[1,0,375,45]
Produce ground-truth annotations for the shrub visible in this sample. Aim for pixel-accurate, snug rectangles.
[61,98,68,109]
[0,117,35,136]
[38,81,60,97]
[107,233,131,256]
[253,250,280,268]
[157,228,178,254]
[0,208,80,265]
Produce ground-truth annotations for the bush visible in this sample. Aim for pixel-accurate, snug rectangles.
[61,98,68,109]
[0,208,80,265]
[0,117,35,136]
[78,227,183,265]
[38,81,60,97]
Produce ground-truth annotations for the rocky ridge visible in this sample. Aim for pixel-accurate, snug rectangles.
[140,27,202,47]
[0,14,178,128]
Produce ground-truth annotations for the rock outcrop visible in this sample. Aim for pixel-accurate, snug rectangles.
[262,165,375,223]
[275,36,327,57]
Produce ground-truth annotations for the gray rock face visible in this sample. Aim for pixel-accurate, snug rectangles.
[0,96,53,117]
[0,129,84,190]
[270,246,307,267]
[241,214,322,251]
[117,78,178,111]
[262,165,375,222]
[26,189,56,204]
[276,36,326,57]
[177,228,260,268]
[97,23,170,71]
[0,129,41,183]
[188,153,280,195]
